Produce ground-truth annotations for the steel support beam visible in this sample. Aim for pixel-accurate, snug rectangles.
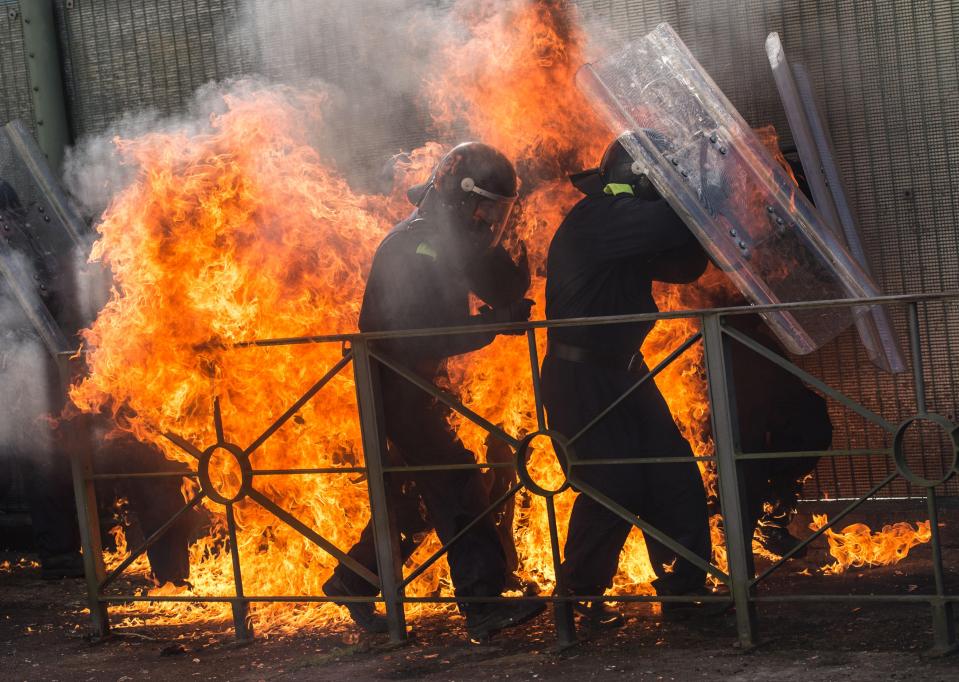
[18,0,71,172]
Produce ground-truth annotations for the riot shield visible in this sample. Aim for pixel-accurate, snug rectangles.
[0,120,104,342]
[576,23,883,355]
[766,32,905,373]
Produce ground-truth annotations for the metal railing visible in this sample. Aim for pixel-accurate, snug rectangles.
[67,292,959,654]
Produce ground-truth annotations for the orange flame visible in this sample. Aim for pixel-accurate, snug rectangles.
[810,515,932,575]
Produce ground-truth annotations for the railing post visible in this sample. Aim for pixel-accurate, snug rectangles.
[701,314,757,648]
[58,354,109,639]
[908,302,957,654]
[351,339,407,643]
[926,489,956,655]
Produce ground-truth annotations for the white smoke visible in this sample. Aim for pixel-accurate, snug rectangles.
[0,281,54,459]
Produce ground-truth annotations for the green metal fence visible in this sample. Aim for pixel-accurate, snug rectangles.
[68,293,959,654]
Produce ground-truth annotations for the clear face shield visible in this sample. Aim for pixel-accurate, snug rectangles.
[461,177,518,249]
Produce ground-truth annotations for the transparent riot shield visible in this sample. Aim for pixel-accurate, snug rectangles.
[766,32,905,373]
[0,119,103,341]
[576,23,882,355]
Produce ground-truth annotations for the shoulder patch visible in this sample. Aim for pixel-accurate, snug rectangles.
[415,241,438,260]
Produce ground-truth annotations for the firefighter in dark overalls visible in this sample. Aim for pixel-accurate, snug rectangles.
[324,142,543,640]
[541,133,717,627]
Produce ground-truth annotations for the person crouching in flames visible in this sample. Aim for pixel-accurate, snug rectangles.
[541,132,726,628]
[324,142,543,640]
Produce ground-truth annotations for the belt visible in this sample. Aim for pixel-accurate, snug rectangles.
[546,339,641,374]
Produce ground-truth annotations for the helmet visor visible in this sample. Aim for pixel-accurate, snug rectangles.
[472,195,517,248]
[461,177,517,248]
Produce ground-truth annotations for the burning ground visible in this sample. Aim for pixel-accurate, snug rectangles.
[60,0,931,635]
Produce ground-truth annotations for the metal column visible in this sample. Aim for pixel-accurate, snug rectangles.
[351,338,407,643]
[17,0,71,172]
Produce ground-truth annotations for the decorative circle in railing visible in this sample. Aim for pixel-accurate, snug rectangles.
[892,413,959,488]
[197,442,253,505]
[515,430,572,497]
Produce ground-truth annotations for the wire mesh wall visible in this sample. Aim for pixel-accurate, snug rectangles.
[53,0,255,138]
[0,3,35,146]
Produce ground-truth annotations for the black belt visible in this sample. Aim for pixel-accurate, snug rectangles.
[546,340,641,374]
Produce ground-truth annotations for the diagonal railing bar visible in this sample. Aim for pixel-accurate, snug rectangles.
[244,352,353,458]
[246,487,379,588]
[163,431,204,459]
[750,472,898,588]
[722,325,897,433]
[568,332,702,447]
[527,329,547,432]
[99,491,206,591]
[570,477,729,584]
[370,348,522,449]
[399,483,523,591]
[213,397,225,445]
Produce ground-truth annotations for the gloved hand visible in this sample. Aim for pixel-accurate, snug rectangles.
[478,298,535,335]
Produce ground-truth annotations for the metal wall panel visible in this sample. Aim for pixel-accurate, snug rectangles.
[0,2,39,515]
[0,1,35,134]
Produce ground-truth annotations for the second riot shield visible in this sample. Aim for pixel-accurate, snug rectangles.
[576,23,883,355]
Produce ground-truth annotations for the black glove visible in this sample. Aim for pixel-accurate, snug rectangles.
[478,298,535,335]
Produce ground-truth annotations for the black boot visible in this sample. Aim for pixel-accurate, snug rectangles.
[465,600,545,641]
[40,552,84,580]
[322,573,388,634]
[757,523,807,558]
[572,600,625,629]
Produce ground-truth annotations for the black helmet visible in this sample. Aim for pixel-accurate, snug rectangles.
[410,142,518,249]
[570,131,665,201]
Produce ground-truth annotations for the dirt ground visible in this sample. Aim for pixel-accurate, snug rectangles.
[3,509,959,681]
